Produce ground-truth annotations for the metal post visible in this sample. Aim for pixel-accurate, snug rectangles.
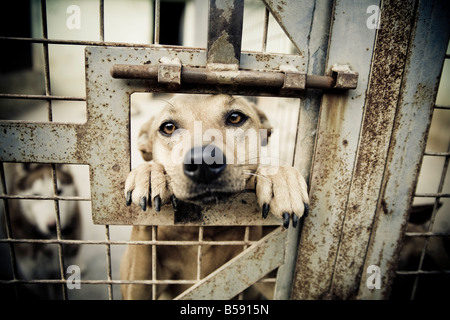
[207,0,244,69]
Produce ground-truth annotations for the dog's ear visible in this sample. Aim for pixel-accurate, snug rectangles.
[14,163,42,177]
[253,106,272,147]
[138,117,155,161]
[13,163,49,191]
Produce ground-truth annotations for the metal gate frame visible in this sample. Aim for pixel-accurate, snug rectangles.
[1,0,449,300]
[81,0,338,300]
[0,0,329,300]
[292,0,450,299]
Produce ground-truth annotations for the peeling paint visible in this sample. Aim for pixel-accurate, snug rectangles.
[207,31,240,66]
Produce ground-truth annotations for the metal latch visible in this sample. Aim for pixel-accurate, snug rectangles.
[110,61,358,91]
[331,64,358,89]
[158,57,182,86]
[280,65,306,90]
[109,0,358,93]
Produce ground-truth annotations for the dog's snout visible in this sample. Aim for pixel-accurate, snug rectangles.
[47,221,57,234]
[183,146,226,183]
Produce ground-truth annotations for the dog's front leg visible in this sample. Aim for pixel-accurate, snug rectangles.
[124,161,173,212]
[254,166,309,228]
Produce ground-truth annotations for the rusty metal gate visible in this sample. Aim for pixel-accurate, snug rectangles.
[1,0,449,300]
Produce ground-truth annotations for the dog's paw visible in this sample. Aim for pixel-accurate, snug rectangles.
[255,166,309,228]
[124,162,172,212]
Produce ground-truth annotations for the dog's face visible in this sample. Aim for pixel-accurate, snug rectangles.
[137,94,272,203]
[13,164,79,236]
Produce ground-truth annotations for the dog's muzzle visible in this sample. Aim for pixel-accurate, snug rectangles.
[183,146,226,184]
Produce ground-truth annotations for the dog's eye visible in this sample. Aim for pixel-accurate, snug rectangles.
[226,112,248,126]
[159,122,177,136]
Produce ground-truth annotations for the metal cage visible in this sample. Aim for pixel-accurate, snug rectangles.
[1,0,449,300]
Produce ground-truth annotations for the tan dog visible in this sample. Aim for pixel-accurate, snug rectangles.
[120,94,309,299]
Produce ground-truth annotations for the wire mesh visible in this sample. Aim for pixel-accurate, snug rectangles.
[2,0,447,301]
[393,51,450,299]
[0,1,281,300]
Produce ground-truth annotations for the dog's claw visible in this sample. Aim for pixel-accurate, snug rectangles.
[262,203,269,219]
[304,203,309,217]
[126,191,132,206]
[171,195,178,211]
[282,212,290,228]
[140,196,147,211]
[154,195,161,213]
[292,213,299,228]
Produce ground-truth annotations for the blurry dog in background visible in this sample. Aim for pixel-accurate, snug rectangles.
[1,163,81,299]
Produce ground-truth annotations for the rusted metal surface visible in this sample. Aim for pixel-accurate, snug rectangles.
[175,227,286,299]
[0,43,301,228]
[86,46,294,226]
[111,51,307,73]
[91,45,305,226]
[331,64,358,90]
[291,0,332,180]
[329,0,416,299]
[291,0,379,300]
[3,0,441,301]
[111,63,353,91]
[157,57,182,86]
[0,123,80,163]
[109,47,309,98]
[281,66,306,90]
[111,63,287,86]
[304,75,334,90]
[1,45,311,226]
[207,0,244,68]
[274,0,333,300]
[358,0,450,299]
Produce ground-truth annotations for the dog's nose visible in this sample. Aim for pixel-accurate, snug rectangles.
[184,146,226,183]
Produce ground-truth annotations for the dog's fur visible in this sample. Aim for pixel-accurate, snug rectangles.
[4,163,81,299]
[121,94,309,299]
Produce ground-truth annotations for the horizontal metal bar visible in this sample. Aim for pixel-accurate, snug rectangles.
[0,277,277,286]
[0,238,259,246]
[396,270,450,275]
[110,64,336,90]
[424,151,450,157]
[434,105,450,110]
[405,232,450,237]
[0,94,85,101]
[0,36,197,49]
[0,194,90,201]
[0,122,81,164]
[306,75,336,89]
[0,279,198,285]
[414,192,450,198]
